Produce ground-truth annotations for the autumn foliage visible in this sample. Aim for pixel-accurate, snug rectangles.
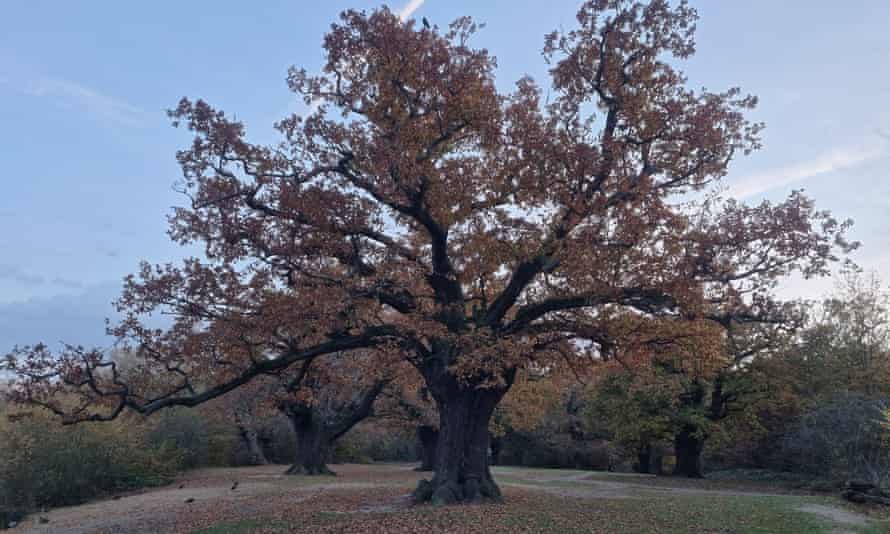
[4,0,854,504]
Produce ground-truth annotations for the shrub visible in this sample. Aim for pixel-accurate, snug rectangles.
[0,404,188,523]
[146,408,211,470]
[781,393,890,487]
[498,430,616,470]
[331,423,416,464]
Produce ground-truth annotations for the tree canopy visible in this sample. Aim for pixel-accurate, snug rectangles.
[5,0,854,504]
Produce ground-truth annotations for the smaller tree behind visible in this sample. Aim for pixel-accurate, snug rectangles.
[276,350,405,476]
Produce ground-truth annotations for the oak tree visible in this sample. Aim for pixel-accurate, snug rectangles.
[275,350,397,476]
[5,1,853,504]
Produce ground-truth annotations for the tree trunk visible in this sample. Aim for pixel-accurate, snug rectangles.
[279,379,387,476]
[284,409,335,476]
[412,383,506,505]
[674,426,705,478]
[415,425,439,472]
[238,426,268,466]
[490,434,503,466]
[635,443,653,474]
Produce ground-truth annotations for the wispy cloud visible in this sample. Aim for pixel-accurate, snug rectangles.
[50,277,84,289]
[21,76,147,127]
[398,0,426,21]
[0,60,147,128]
[0,264,44,286]
[0,264,86,290]
[727,140,887,199]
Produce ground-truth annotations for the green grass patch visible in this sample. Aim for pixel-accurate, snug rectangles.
[190,519,289,534]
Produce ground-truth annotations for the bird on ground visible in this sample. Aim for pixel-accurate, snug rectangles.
[230,481,239,491]
[422,17,431,29]
[184,497,195,504]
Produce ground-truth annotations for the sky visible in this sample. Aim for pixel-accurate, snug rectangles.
[1,0,889,352]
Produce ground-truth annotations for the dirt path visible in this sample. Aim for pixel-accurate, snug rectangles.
[797,504,870,534]
[496,467,875,531]
[494,466,792,498]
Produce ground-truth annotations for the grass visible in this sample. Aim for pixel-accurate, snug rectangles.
[191,519,277,534]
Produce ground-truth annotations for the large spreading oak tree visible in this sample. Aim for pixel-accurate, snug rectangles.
[5,0,854,504]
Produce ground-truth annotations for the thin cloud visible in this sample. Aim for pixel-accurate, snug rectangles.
[0,66,147,127]
[25,77,147,126]
[398,0,426,21]
[0,265,83,289]
[0,264,44,286]
[50,277,84,289]
[727,141,887,199]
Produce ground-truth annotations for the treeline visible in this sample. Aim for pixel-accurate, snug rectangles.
[493,270,890,487]
[2,271,888,525]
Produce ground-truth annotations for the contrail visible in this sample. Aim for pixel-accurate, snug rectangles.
[398,0,425,20]
[727,140,886,199]
[301,0,427,115]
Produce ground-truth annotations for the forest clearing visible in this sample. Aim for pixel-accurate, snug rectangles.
[3,1,890,532]
[14,464,889,533]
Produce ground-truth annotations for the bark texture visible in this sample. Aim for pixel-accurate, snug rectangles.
[415,425,439,472]
[412,366,511,505]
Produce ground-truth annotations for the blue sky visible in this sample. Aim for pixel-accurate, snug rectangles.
[1,0,889,351]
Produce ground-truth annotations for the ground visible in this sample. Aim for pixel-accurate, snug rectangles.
[13,464,890,533]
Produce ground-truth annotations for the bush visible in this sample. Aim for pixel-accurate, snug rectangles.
[781,393,890,487]
[0,404,200,524]
[146,408,211,470]
[498,431,616,470]
[331,423,416,464]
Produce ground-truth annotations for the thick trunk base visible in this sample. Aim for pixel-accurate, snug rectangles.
[284,463,336,476]
[411,383,506,505]
[283,407,335,477]
[412,471,502,505]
